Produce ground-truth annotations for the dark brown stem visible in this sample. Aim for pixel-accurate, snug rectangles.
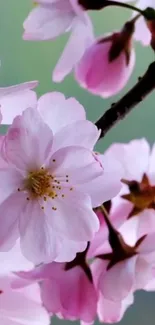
[79,0,143,15]
[95,61,155,139]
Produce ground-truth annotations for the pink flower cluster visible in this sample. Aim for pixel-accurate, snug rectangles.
[22,0,154,97]
[0,82,155,324]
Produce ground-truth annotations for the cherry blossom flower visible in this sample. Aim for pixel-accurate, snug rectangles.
[23,1,94,82]
[16,258,98,323]
[16,229,133,324]
[92,217,155,302]
[0,106,122,263]
[0,81,38,124]
[75,22,135,97]
[107,139,155,237]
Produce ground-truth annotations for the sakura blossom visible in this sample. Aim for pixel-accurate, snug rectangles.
[23,0,94,82]
[15,246,132,324]
[0,106,122,264]
[92,214,155,302]
[1,0,155,323]
[15,212,134,324]
[16,258,98,323]
[75,22,135,97]
[107,139,155,237]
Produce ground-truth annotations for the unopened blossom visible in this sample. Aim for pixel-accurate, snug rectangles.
[92,217,155,302]
[133,0,155,46]
[0,81,38,124]
[108,139,155,237]
[0,106,122,263]
[23,1,94,82]
[75,21,135,97]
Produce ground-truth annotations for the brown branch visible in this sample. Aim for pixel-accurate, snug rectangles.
[78,0,143,14]
[95,61,155,139]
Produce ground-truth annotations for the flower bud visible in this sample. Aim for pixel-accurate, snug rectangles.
[75,22,135,98]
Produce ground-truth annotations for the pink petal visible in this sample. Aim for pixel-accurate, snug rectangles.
[0,80,38,97]
[50,146,104,185]
[98,292,134,323]
[55,239,87,262]
[134,15,151,46]
[45,189,99,241]
[0,277,49,325]
[0,168,23,204]
[99,257,137,301]
[119,217,139,247]
[88,203,129,259]
[53,17,94,82]
[0,192,26,251]
[19,200,63,264]
[106,139,150,181]
[4,107,53,171]
[0,81,38,125]
[52,120,100,152]
[38,92,86,134]
[0,136,9,169]
[77,152,122,207]
[137,233,155,254]
[60,266,97,322]
[23,5,74,40]
[144,268,155,291]
[0,240,33,275]
[41,278,62,314]
[137,209,155,237]
[148,143,155,184]
[133,0,154,46]
[135,257,153,290]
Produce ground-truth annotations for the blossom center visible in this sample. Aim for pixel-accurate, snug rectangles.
[25,168,55,199]
[121,173,155,217]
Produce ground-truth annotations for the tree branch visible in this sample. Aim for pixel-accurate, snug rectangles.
[79,0,143,14]
[95,61,155,139]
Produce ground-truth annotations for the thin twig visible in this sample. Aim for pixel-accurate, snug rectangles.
[79,0,143,15]
[95,61,155,139]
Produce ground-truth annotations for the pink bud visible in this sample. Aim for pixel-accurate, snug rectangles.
[75,24,135,98]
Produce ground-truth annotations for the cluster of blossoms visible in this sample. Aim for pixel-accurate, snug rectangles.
[23,0,155,97]
[0,81,155,325]
[1,0,155,325]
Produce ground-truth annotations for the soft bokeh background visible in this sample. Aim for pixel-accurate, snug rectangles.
[0,1,155,324]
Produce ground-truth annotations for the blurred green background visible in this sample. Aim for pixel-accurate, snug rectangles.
[0,1,155,324]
